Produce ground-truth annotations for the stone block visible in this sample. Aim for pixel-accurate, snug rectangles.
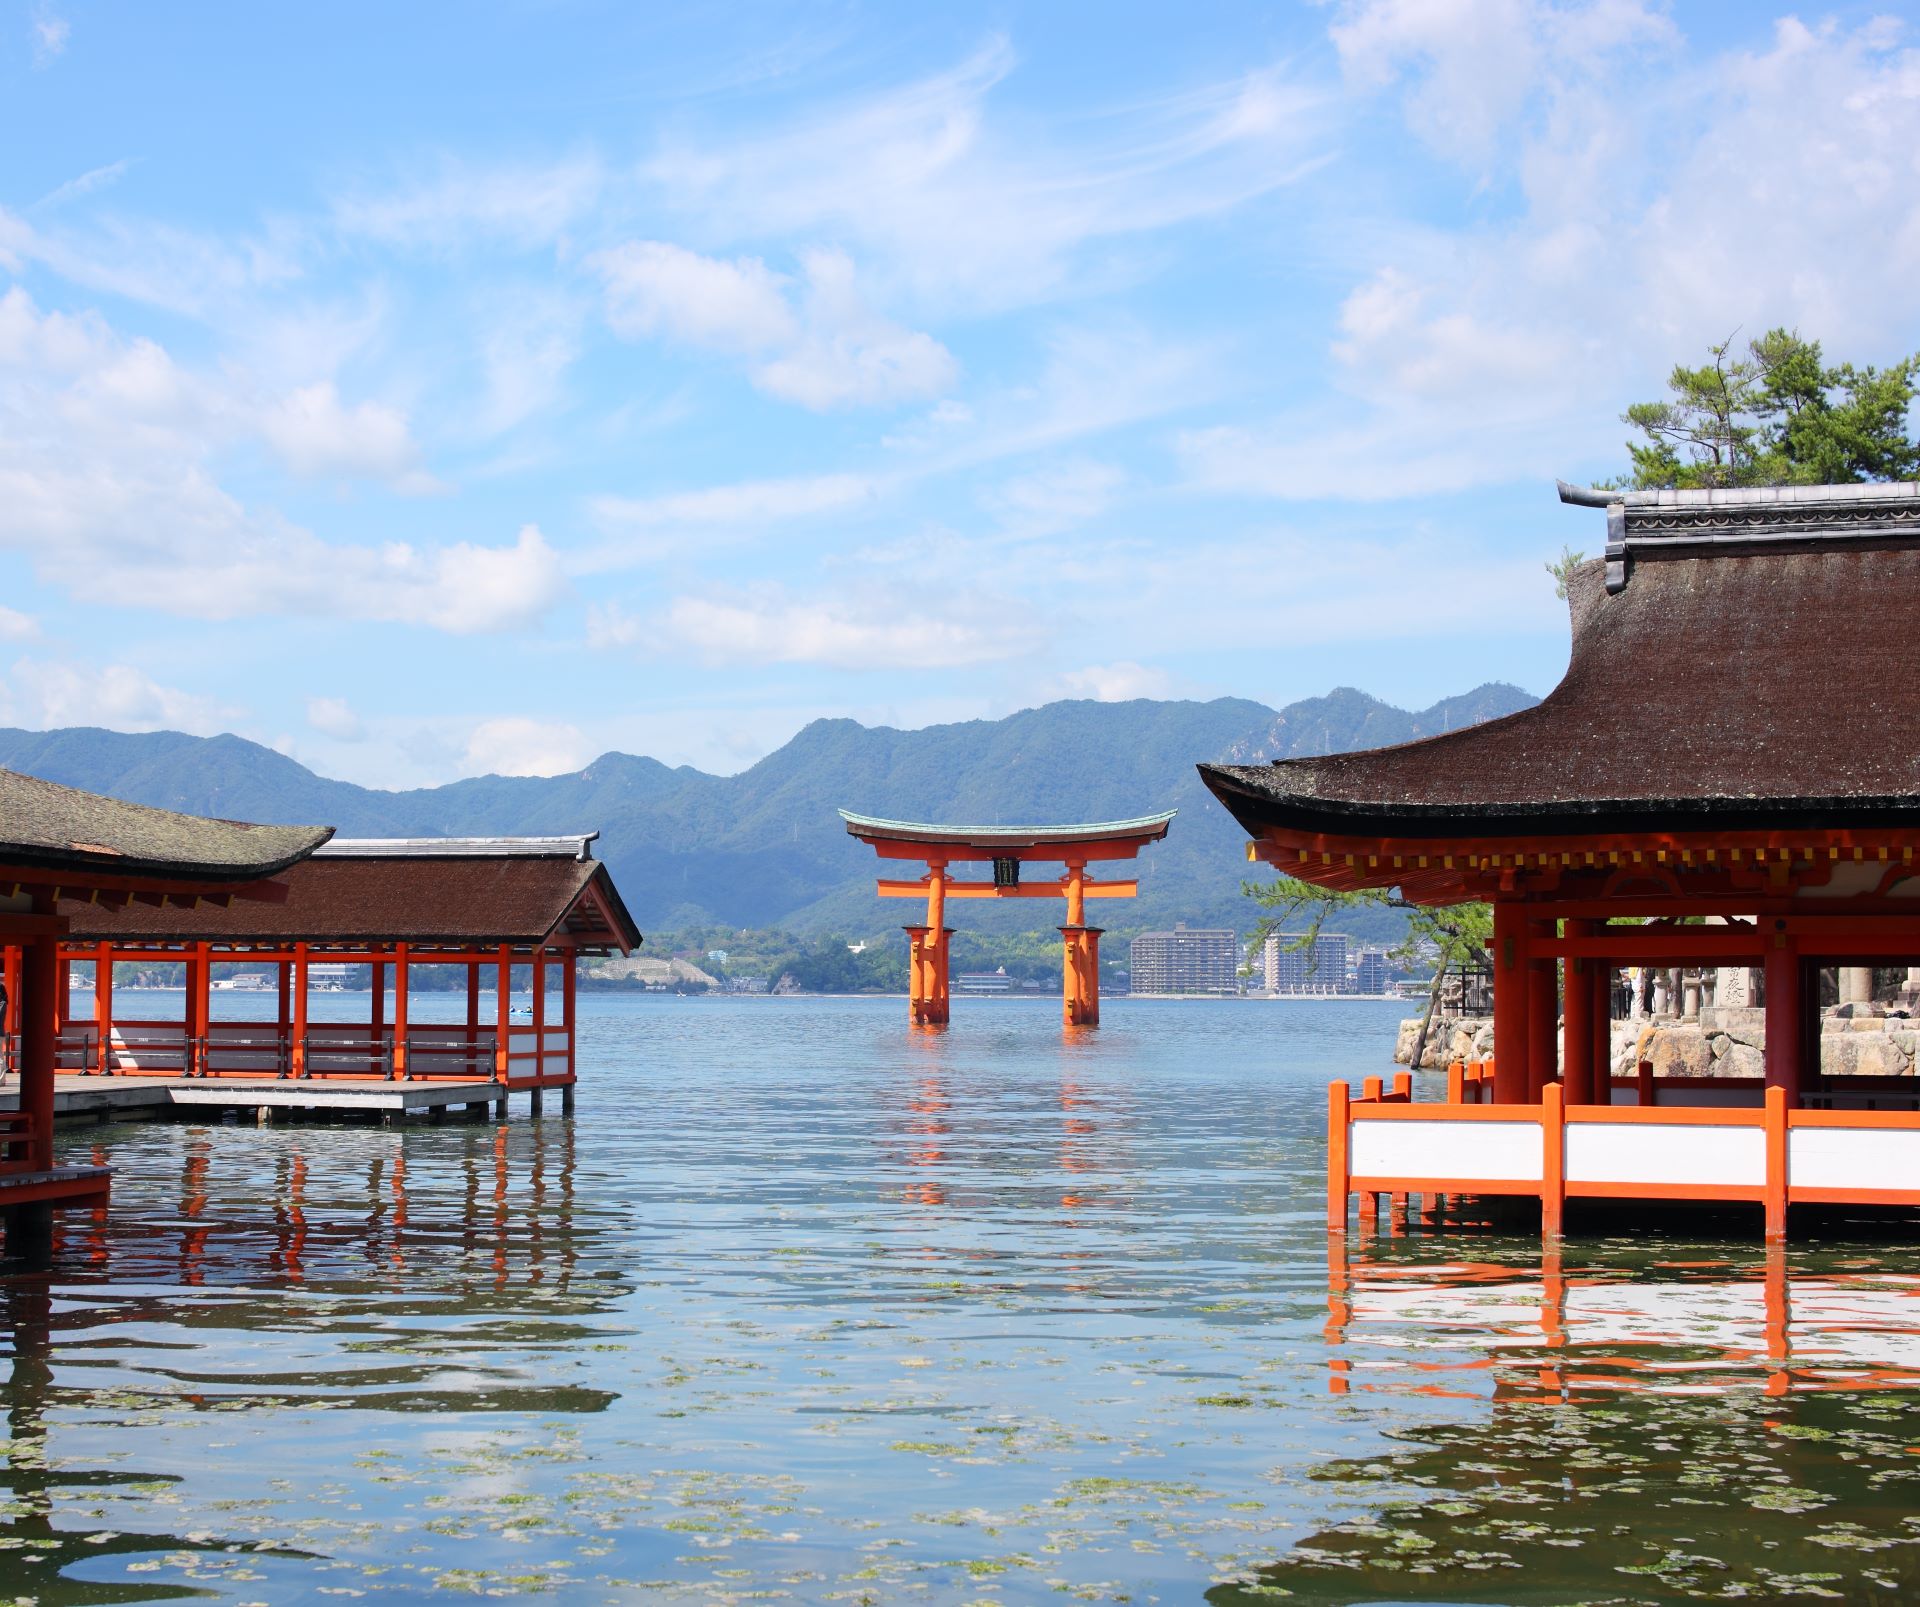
[1644,1027,1712,1078]
[1723,1043,1765,1079]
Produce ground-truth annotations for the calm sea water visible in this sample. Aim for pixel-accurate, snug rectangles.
[7,993,1920,1605]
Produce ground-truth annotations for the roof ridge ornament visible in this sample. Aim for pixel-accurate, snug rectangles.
[1558,477,1920,593]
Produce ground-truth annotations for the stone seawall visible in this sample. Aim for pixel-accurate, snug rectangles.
[1394,1007,1918,1077]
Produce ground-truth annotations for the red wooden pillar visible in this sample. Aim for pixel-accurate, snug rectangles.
[4,943,19,1077]
[562,951,577,1115]
[189,942,210,1077]
[392,942,410,1081]
[466,959,481,1073]
[1527,918,1559,1099]
[532,946,548,1081]
[1491,900,1530,1103]
[20,898,58,1171]
[54,944,70,1036]
[1588,953,1613,1101]
[1764,937,1803,1104]
[92,941,113,1077]
[494,945,512,1082]
[276,954,291,1075]
[369,952,387,1076]
[1562,920,1595,1106]
[290,943,309,1079]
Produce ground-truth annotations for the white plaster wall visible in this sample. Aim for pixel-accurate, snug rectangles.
[1790,1127,1920,1194]
[1350,1119,1542,1182]
[1566,1121,1763,1187]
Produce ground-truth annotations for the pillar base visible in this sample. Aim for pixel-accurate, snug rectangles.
[1059,925,1104,1028]
[905,925,953,1026]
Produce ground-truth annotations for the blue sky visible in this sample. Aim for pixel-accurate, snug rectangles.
[1,1,1915,787]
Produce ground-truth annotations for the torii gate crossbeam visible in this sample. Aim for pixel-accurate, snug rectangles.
[840,810,1176,1028]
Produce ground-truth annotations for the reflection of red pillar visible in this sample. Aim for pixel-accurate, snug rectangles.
[1492,901,1529,1103]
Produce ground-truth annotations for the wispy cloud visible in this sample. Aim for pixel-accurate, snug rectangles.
[30,7,68,67]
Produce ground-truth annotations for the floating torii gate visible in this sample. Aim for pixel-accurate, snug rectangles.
[840,810,1175,1028]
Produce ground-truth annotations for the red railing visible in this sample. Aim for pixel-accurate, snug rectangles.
[0,1111,32,1173]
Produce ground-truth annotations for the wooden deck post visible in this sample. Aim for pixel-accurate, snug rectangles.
[291,944,308,1079]
[1327,1079,1350,1232]
[1491,900,1529,1103]
[1764,1084,1789,1241]
[1764,935,1803,1104]
[392,942,409,1081]
[92,940,112,1076]
[3,942,18,1079]
[1540,1081,1565,1237]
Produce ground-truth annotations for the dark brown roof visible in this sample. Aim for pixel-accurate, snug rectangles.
[0,767,330,883]
[1202,483,1920,840]
[61,840,642,951]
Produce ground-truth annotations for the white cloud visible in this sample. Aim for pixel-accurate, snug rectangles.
[0,287,563,631]
[987,458,1125,533]
[331,152,604,251]
[261,380,443,493]
[590,240,955,411]
[463,715,590,777]
[30,8,68,67]
[1,658,235,734]
[35,159,131,209]
[589,240,796,352]
[583,470,882,567]
[585,601,643,650]
[663,583,1041,669]
[1045,661,1172,702]
[305,695,364,741]
[642,38,1331,311]
[0,606,36,641]
[1329,0,1674,166]
[1200,9,1920,501]
[752,248,957,408]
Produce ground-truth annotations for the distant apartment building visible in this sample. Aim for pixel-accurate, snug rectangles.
[1265,932,1350,994]
[1354,949,1392,995]
[955,969,1015,994]
[1129,926,1239,996]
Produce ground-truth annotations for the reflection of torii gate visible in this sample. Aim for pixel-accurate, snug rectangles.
[840,811,1175,1028]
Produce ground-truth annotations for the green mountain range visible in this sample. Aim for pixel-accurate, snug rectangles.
[0,683,1535,942]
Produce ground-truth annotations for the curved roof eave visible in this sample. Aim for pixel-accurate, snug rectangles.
[838,809,1176,848]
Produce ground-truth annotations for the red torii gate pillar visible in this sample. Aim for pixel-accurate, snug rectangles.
[840,811,1175,1032]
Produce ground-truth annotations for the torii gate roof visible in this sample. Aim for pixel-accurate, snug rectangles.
[839,810,1175,853]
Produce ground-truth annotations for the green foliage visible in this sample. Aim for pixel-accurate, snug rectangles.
[1544,543,1586,600]
[1242,876,1490,981]
[1622,328,1919,489]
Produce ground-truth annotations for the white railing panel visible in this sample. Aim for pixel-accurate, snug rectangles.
[1790,1126,1920,1193]
[1567,1121,1763,1187]
[1351,1119,1543,1182]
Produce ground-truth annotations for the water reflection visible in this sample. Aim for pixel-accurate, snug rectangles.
[1231,1236,1920,1605]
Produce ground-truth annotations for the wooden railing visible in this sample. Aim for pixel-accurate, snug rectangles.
[39,1018,573,1085]
[0,1111,32,1173]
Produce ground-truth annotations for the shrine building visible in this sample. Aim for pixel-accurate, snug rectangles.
[1201,480,1920,1240]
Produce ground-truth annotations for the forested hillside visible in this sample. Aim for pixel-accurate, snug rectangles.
[0,683,1536,941]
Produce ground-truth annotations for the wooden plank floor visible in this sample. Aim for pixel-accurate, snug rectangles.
[0,1075,508,1118]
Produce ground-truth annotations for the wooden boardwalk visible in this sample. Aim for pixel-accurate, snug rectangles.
[1,1074,515,1121]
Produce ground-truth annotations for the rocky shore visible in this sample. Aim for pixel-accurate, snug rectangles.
[1395,1005,1919,1079]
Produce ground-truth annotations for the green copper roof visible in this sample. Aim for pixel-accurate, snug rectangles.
[839,809,1175,848]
